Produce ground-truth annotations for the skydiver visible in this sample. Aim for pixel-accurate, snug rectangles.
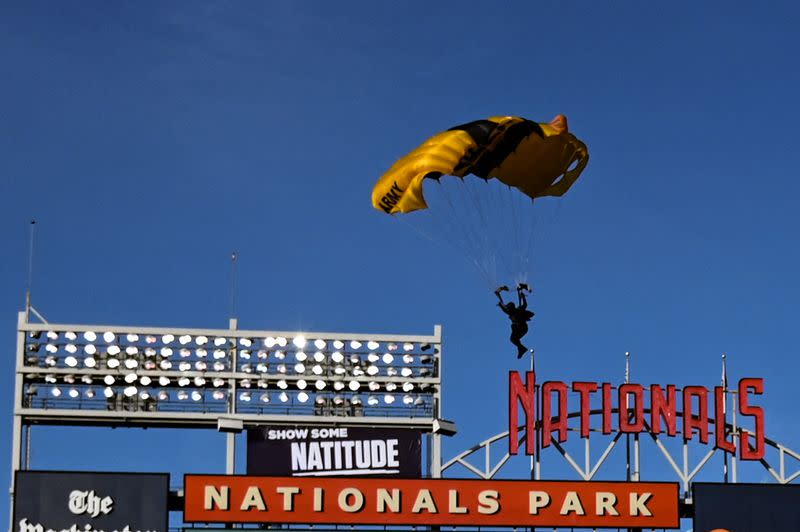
[495,284,534,359]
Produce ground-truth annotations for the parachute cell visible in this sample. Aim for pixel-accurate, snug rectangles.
[372,115,588,214]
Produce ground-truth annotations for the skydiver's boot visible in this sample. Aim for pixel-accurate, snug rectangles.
[516,344,529,359]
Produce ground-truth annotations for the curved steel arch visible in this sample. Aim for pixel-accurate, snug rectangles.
[442,408,800,503]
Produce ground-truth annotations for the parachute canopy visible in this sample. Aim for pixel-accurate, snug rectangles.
[372,114,588,214]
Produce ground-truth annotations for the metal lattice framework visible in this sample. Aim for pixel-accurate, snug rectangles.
[15,314,441,427]
[9,311,446,526]
[443,407,800,508]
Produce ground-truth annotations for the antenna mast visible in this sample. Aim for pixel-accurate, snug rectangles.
[26,219,36,318]
[230,251,238,321]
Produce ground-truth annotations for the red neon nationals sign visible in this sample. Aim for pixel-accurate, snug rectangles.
[184,475,679,529]
[509,371,765,459]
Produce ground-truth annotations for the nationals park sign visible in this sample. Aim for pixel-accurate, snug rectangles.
[509,371,766,459]
[184,475,679,529]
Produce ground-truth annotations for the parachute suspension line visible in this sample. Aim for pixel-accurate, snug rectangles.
[508,183,524,283]
[395,207,493,288]
[434,179,496,287]
[488,180,510,283]
[522,197,538,281]
[495,181,529,287]
[462,177,499,286]
[469,178,502,288]
[395,214,437,243]
[516,187,532,285]
[459,177,500,287]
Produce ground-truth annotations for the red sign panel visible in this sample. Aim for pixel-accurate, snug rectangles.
[508,371,766,460]
[184,475,679,529]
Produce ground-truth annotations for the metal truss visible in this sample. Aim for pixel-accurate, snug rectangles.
[9,310,447,530]
[442,409,800,506]
[15,312,442,427]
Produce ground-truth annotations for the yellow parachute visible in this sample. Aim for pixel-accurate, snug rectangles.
[372,115,588,214]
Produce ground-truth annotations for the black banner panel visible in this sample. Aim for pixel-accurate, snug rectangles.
[247,425,422,477]
[13,471,169,532]
[693,482,800,532]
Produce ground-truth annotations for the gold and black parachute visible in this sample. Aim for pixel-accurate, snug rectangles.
[372,115,588,214]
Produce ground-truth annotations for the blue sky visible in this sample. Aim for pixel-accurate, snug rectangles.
[2,1,800,528]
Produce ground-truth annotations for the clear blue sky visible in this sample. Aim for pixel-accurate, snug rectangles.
[2,1,800,528]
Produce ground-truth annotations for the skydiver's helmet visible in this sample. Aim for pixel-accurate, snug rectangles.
[506,302,517,310]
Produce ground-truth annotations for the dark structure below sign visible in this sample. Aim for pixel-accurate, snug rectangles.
[693,482,800,532]
[13,471,168,532]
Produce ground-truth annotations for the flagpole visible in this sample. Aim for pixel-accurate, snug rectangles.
[722,353,729,483]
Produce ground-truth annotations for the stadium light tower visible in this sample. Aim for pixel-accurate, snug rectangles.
[10,311,444,516]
